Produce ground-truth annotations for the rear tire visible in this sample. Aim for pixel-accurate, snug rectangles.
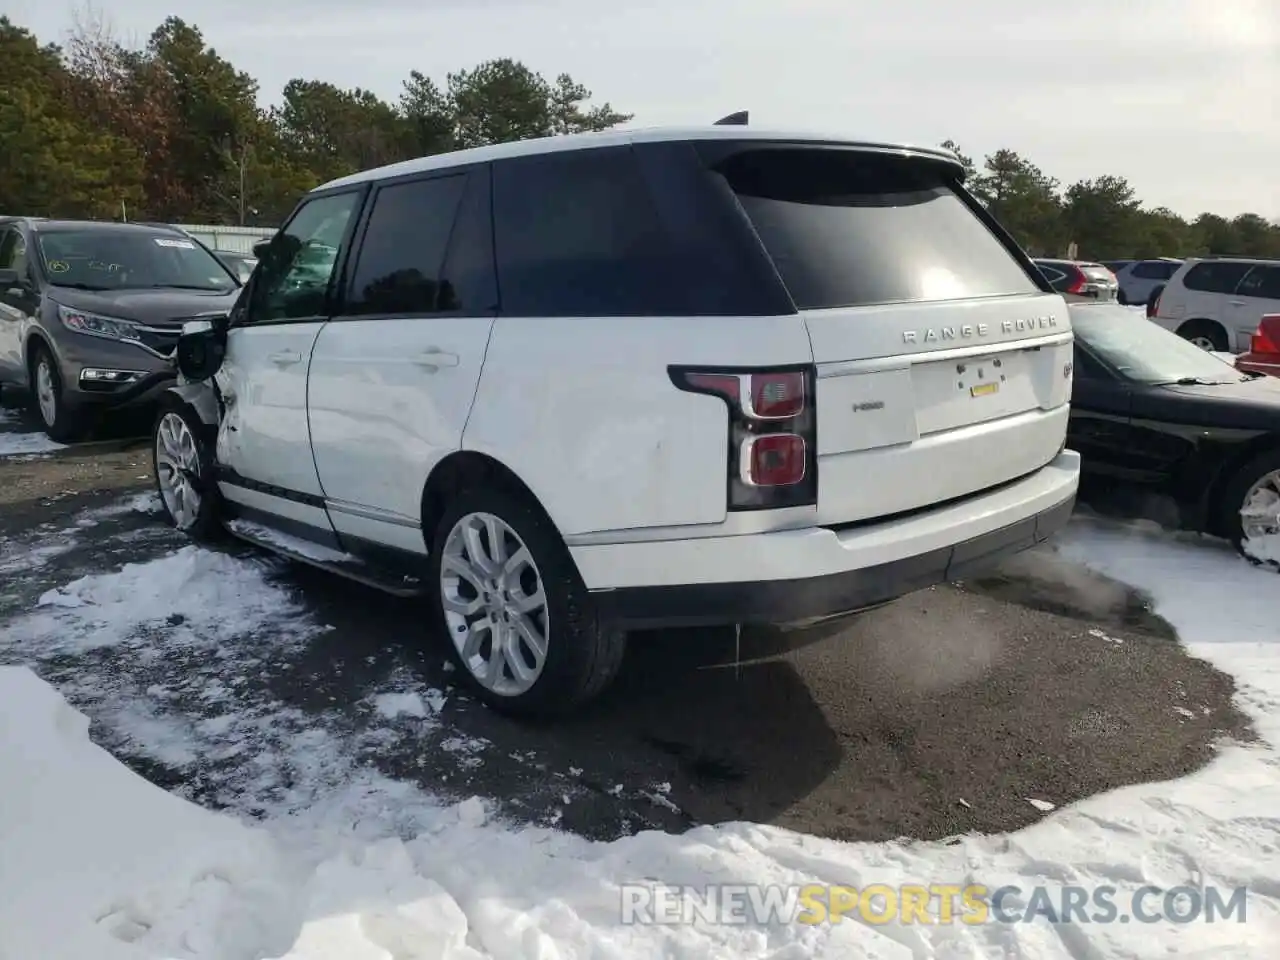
[1215,448,1280,568]
[1176,319,1228,353]
[426,486,626,718]
[152,395,222,541]
[28,344,82,443]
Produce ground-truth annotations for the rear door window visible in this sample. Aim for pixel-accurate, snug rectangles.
[1133,260,1178,280]
[709,148,1040,310]
[346,173,467,316]
[1181,261,1253,294]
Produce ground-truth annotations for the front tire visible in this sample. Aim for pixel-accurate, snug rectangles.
[1216,448,1280,568]
[152,397,221,540]
[28,345,82,443]
[426,486,626,718]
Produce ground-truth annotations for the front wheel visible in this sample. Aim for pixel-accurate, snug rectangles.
[426,487,626,717]
[152,397,221,540]
[28,345,82,443]
[1217,449,1280,568]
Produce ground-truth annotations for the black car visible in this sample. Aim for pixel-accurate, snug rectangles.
[1068,300,1280,562]
[0,218,242,440]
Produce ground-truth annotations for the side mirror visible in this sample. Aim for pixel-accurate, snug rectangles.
[252,238,272,259]
[0,267,24,295]
[175,319,226,383]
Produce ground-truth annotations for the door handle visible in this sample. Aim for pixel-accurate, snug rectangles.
[1228,301,1245,307]
[268,350,302,365]
[413,347,460,371]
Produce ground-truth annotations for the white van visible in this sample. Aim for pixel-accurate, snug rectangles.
[154,127,1080,716]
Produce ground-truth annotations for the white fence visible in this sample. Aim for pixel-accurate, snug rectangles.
[175,224,276,254]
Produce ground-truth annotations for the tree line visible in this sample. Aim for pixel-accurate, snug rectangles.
[0,14,630,227]
[2,13,1276,262]
[940,141,1280,262]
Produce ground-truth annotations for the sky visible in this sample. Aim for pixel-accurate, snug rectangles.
[10,0,1278,220]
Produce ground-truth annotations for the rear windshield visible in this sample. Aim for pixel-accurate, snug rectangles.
[36,230,237,293]
[713,148,1040,310]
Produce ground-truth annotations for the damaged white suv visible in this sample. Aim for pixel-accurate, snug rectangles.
[155,126,1081,717]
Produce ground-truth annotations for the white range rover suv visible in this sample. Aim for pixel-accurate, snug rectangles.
[155,126,1081,717]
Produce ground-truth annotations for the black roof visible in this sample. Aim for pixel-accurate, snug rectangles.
[0,216,187,237]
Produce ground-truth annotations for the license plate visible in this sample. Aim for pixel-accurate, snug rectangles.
[956,355,1006,398]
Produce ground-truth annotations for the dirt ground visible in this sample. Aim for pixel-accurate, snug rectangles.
[0,396,1254,842]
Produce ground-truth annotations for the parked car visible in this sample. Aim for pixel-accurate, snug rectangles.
[214,251,258,284]
[1150,256,1280,353]
[0,218,242,441]
[1107,257,1182,306]
[1033,259,1119,301]
[154,126,1080,717]
[1067,300,1280,561]
[1237,314,1280,378]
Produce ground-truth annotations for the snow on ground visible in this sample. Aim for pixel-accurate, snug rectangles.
[3,514,1280,958]
[2,540,447,842]
[1246,534,1280,566]
[0,405,67,457]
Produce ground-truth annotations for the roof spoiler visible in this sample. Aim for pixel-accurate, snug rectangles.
[713,111,748,126]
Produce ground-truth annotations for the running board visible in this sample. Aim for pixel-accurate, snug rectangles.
[223,517,427,598]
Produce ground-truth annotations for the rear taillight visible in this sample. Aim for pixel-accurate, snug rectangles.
[1252,314,1280,356]
[1147,290,1162,318]
[670,366,817,511]
[1065,270,1086,295]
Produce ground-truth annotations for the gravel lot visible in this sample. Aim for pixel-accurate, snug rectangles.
[0,395,1253,843]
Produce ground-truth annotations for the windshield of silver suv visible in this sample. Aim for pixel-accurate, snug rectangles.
[35,229,238,293]
[1074,306,1246,384]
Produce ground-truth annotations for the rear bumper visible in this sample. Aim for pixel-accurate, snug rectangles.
[583,450,1080,629]
[1237,354,1280,378]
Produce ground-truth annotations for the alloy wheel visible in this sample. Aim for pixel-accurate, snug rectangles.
[1241,469,1280,543]
[35,358,58,427]
[155,413,202,529]
[439,511,550,696]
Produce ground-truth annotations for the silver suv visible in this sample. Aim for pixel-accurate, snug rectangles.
[0,218,242,441]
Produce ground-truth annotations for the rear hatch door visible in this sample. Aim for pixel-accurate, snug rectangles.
[709,145,1073,525]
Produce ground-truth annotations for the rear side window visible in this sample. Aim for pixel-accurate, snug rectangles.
[713,149,1040,310]
[1236,265,1280,300]
[347,174,467,316]
[1036,263,1067,286]
[1182,261,1252,294]
[1132,260,1178,280]
[493,146,687,317]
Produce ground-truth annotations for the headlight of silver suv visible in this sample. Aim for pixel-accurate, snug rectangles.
[57,305,141,342]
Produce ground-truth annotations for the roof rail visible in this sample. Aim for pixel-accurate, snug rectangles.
[714,111,749,126]
[1202,254,1280,262]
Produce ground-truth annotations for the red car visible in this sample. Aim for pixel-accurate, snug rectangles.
[1238,314,1280,378]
